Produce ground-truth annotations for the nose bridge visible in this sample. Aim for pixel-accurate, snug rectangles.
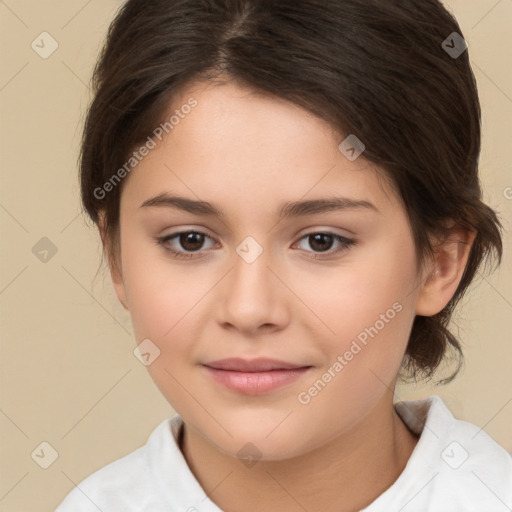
[216,234,287,331]
[230,234,276,302]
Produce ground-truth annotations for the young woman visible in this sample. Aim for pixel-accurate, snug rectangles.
[56,0,512,510]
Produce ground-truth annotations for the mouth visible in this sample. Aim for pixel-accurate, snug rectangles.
[202,358,313,395]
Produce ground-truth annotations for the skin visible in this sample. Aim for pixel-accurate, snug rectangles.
[102,79,475,512]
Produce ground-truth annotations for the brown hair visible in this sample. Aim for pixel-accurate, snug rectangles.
[80,0,502,385]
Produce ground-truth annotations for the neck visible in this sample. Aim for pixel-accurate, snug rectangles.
[179,393,419,512]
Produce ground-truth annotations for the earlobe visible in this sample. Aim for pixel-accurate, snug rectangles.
[110,259,129,311]
[416,225,476,316]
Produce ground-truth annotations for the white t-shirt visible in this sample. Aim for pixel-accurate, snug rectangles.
[55,395,512,512]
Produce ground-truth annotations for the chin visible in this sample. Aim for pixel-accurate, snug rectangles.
[197,415,317,462]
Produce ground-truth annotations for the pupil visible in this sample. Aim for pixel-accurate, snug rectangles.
[181,233,203,251]
[310,233,333,252]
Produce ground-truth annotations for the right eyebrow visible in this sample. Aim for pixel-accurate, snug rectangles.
[140,193,379,218]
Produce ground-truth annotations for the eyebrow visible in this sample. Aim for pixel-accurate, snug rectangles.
[140,193,379,218]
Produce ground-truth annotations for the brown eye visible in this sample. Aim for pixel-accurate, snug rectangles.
[307,233,335,252]
[178,232,206,252]
[156,230,217,260]
[156,230,355,261]
[295,232,356,259]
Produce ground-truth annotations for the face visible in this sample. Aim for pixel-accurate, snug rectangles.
[110,79,425,460]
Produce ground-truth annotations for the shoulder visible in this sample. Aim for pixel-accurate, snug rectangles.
[425,396,512,509]
[366,395,512,511]
[417,396,512,476]
[54,416,179,512]
[440,400,512,487]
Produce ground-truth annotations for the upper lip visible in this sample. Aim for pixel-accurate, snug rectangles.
[203,358,311,372]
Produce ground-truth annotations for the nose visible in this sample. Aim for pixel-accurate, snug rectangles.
[214,244,290,336]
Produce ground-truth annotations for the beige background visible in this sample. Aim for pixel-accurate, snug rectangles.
[0,1,511,511]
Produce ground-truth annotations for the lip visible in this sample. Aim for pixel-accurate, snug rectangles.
[203,358,313,395]
[205,357,308,372]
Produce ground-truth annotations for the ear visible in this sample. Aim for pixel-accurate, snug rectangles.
[98,212,129,311]
[416,224,476,316]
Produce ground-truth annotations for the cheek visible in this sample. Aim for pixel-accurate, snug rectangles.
[120,235,202,343]
[300,235,417,389]
[120,241,210,411]
[299,234,416,341]
[292,277,414,445]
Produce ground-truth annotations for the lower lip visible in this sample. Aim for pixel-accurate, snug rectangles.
[203,366,312,395]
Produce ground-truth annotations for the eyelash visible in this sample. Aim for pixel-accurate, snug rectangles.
[155,230,356,260]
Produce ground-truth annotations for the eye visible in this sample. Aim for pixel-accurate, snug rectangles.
[294,232,356,259]
[156,231,217,260]
[155,230,356,260]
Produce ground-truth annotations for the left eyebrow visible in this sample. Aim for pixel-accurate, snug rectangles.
[140,193,380,218]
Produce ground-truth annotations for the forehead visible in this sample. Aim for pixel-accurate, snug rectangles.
[120,80,401,219]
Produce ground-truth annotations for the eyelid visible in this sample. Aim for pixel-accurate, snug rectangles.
[294,224,355,239]
[157,225,218,241]
[159,224,354,242]
[156,227,356,260]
